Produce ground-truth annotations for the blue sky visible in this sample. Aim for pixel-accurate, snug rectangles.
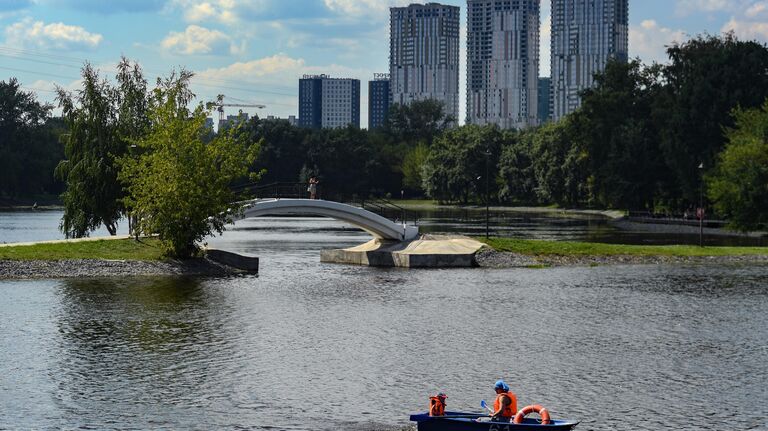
[2,0,767,127]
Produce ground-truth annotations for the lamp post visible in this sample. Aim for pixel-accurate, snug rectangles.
[129,144,139,241]
[698,162,704,247]
[484,148,491,239]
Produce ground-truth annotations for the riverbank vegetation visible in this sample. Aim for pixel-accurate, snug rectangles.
[481,238,768,258]
[0,238,164,261]
[2,33,767,253]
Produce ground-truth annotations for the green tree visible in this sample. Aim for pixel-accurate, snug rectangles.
[386,99,454,145]
[55,64,126,236]
[529,119,588,206]
[422,125,502,203]
[244,116,308,184]
[0,78,56,199]
[497,129,537,204]
[573,60,666,209]
[301,125,377,197]
[56,59,150,237]
[659,33,768,206]
[118,70,260,258]
[401,142,429,192]
[706,102,768,231]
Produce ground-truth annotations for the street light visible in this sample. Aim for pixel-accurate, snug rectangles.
[483,148,491,239]
[698,162,704,247]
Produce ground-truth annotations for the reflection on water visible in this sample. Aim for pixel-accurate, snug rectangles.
[0,216,767,430]
[2,207,763,246]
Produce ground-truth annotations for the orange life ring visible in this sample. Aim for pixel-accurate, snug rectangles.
[513,404,551,425]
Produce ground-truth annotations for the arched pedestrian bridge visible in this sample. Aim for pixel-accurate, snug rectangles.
[237,199,419,241]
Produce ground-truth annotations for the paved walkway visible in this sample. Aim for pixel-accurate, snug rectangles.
[0,235,131,248]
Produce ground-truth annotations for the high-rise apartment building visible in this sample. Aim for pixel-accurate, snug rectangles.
[368,74,391,130]
[550,0,628,121]
[298,74,360,129]
[390,3,460,122]
[537,77,551,124]
[467,0,540,129]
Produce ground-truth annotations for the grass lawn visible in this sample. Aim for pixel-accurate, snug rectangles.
[0,238,166,261]
[388,199,440,208]
[481,237,768,257]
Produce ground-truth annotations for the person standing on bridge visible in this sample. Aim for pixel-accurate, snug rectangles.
[308,176,319,200]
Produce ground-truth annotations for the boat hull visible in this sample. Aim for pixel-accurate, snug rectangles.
[410,412,579,431]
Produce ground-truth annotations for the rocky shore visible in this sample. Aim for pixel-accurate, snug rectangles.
[0,258,241,279]
[475,247,768,268]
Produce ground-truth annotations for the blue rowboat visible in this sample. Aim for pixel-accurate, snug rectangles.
[409,412,579,430]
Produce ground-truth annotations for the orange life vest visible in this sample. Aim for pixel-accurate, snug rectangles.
[494,391,518,418]
[429,396,446,416]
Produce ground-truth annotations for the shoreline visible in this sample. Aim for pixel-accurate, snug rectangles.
[475,247,768,268]
[0,257,242,280]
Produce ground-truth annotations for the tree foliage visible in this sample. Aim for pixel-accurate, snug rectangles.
[0,79,62,199]
[706,102,768,231]
[422,125,502,203]
[386,99,455,145]
[401,143,429,192]
[55,63,128,236]
[497,130,536,204]
[572,60,665,209]
[659,33,768,204]
[118,71,260,258]
[528,119,588,206]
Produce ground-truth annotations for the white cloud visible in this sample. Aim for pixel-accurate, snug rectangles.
[170,0,273,25]
[196,53,306,79]
[4,17,102,50]
[540,6,551,77]
[718,1,768,42]
[323,0,412,17]
[721,18,768,40]
[194,53,375,126]
[675,0,747,16]
[745,1,768,17]
[161,25,240,55]
[630,20,687,64]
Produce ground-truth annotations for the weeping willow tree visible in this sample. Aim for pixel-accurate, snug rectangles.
[55,58,148,237]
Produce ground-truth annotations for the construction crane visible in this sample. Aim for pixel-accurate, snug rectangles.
[206,95,266,122]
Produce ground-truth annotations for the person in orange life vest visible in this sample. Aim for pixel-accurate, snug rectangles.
[429,393,447,416]
[490,380,518,422]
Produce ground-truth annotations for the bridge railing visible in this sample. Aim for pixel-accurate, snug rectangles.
[232,181,419,225]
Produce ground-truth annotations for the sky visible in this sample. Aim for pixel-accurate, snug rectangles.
[2,0,768,128]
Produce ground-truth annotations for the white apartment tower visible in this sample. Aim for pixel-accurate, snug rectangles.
[390,3,461,121]
[299,75,360,129]
[467,0,540,129]
[550,0,629,121]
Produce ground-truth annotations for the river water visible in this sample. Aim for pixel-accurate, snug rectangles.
[1,212,767,430]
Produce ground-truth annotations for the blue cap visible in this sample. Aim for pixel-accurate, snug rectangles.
[494,380,509,391]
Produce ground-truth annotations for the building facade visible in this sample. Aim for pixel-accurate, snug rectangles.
[266,115,299,126]
[390,3,460,122]
[298,74,360,129]
[368,73,391,130]
[550,0,629,121]
[218,112,249,132]
[466,0,540,129]
[537,77,551,124]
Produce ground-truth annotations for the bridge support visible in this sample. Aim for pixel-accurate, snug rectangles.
[321,236,485,268]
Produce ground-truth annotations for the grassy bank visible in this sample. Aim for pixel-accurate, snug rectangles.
[481,237,768,257]
[0,238,165,261]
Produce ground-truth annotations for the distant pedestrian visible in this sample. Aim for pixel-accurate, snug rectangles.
[308,176,319,200]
